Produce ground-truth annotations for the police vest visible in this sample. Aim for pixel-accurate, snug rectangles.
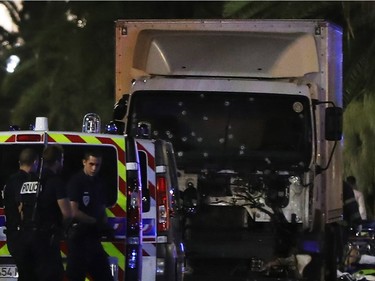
[18,180,41,229]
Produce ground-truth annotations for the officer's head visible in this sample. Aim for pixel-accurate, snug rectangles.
[82,150,102,177]
[346,176,357,189]
[43,145,64,172]
[19,148,39,173]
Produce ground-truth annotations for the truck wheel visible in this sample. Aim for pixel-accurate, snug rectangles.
[302,210,329,281]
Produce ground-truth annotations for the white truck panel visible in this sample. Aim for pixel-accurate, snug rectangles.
[133,31,319,78]
[116,19,341,103]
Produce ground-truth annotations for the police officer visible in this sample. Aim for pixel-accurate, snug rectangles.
[4,145,72,281]
[66,149,113,281]
[3,148,39,281]
[37,144,72,280]
[338,181,362,269]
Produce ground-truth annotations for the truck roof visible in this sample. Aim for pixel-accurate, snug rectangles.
[115,19,342,96]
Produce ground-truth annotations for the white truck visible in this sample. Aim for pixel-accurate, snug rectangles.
[112,19,344,281]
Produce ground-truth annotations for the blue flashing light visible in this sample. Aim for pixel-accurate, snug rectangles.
[128,248,138,269]
[105,121,119,134]
[302,240,321,253]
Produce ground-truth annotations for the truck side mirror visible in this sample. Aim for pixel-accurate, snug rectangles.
[106,94,129,135]
[113,94,129,120]
[325,107,343,141]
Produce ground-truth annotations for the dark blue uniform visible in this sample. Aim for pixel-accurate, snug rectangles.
[3,168,67,281]
[343,181,362,227]
[66,170,113,281]
[337,181,362,268]
[3,170,38,281]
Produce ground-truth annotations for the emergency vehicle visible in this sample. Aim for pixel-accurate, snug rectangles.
[111,19,344,281]
[110,103,186,281]
[0,113,183,281]
[135,138,185,281]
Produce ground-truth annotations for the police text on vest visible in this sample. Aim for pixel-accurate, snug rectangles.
[20,181,39,194]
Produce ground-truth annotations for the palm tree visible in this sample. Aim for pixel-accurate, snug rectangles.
[0,1,224,131]
[0,1,22,125]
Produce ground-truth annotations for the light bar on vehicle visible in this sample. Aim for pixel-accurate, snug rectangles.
[16,134,43,142]
[34,117,49,131]
[82,113,101,134]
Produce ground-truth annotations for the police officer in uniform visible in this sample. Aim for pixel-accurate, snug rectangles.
[337,181,362,269]
[3,148,39,281]
[3,145,72,281]
[66,149,113,281]
[37,144,72,280]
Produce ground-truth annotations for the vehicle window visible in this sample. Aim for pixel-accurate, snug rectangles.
[128,90,312,173]
[166,143,181,211]
[61,145,118,207]
[138,151,151,212]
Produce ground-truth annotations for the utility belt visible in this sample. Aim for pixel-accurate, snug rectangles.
[67,223,100,240]
[67,222,114,240]
[8,223,61,235]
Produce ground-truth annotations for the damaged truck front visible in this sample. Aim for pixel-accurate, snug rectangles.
[112,20,343,281]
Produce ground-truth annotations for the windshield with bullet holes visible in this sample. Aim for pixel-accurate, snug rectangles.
[128,90,312,174]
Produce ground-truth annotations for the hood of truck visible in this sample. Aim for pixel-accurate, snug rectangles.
[131,30,319,78]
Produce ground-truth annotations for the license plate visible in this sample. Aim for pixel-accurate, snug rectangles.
[0,265,18,278]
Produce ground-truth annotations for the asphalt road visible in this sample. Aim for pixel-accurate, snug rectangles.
[184,258,256,281]
[183,258,304,281]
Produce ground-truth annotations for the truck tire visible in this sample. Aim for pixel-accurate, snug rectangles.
[324,223,339,281]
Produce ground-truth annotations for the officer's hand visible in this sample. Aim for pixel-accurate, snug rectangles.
[66,222,90,240]
[97,222,115,239]
[65,222,79,240]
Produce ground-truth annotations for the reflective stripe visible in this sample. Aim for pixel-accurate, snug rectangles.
[126,162,138,171]
[344,197,356,205]
[0,135,13,142]
[142,243,156,256]
[102,242,125,271]
[118,160,126,182]
[47,133,71,143]
[136,139,157,244]
[80,135,103,144]
[0,242,10,256]
[156,165,166,173]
